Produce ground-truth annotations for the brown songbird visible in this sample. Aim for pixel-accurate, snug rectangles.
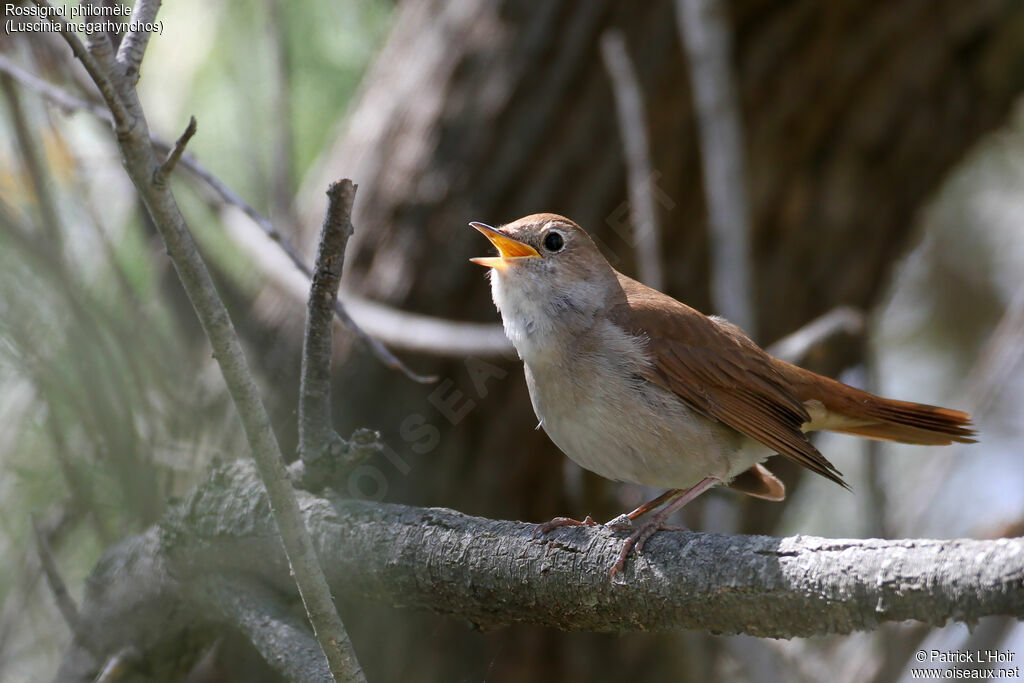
[470,214,976,578]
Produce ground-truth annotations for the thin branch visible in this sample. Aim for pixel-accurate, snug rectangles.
[77,0,118,72]
[217,196,509,357]
[765,306,866,364]
[339,294,512,356]
[153,116,197,187]
[30,515,82,640]
[600,29,664,290]
[964,279,1024,415]
[860,363,890,538]
[0,507,77,677]
[195,575,332,683]
[115,0,162,81]
[94,647,140,683]
[0,54,112,121]
[0,74,63,246]
[299,180,354,461]
[290,183,387,493]
[675,0,756,334]
[903,279,1024,534]
[265,0,300,235]
[29,0,133,131]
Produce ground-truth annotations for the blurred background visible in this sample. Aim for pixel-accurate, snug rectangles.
[2,0,1024,680]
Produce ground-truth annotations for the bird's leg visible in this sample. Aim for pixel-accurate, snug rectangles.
[606,488,685,530]
[533,515,598,538]
[610,476,720,579]
[535,489,684,537]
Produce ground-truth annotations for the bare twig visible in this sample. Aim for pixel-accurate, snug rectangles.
[265,0,300,235]
[860,363,890,538]
[94,647,140,683]
[153,116,197,187]
[339,294,512,356]
[675,0,756,334]
[291,183,386,492]
[219,200,510,357]
[964,279,1024,415]
[329,298,437,382]
[202,177,437,377]
[0,74,63,246]
[299,181,355,461]
[195,575,333,682]
[765,306,865,364]
[0,508,77,677]
[600,29,664,290]
[903,279,1024,533]
[115,0,162,81]
[29,0,132,130]
[0,54,111,121]
[77,0,118,70]
[30,515,82,639]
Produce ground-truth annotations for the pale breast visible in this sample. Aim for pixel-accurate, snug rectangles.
[522,318,769,489]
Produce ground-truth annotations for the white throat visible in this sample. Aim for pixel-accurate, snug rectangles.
[489,268,602,366]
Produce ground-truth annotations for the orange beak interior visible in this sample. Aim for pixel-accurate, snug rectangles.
[469,222,540,268]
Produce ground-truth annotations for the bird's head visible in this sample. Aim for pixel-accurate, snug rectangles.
[469,214,618,345]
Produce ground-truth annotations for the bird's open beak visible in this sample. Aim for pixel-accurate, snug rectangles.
[469,222,540,269]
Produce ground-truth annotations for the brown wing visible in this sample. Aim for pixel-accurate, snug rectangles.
[609,274,848,488]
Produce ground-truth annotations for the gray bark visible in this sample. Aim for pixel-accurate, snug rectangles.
[58,459,1024,680]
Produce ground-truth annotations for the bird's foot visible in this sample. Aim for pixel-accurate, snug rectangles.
[532,515,597,539]
[609,518,690,580]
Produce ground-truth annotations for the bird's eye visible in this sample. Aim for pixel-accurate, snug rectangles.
[543,231,565,253]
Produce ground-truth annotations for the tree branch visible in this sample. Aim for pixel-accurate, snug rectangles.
[59,458,1024,679]
[600,29,664,291]
[675,0,756,334]
[30,515,83,644]
[93,648,140,683]
[152,115,196,187]
[765,306,865,364]
[289,182,386,492]
[77,0,118,71]
[194,575,332,682]
[115,0,162,82]
[0,54,111,120]
[0,74,63,247]
[299,180,355,461]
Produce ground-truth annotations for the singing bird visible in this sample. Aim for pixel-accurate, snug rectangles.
[470,214,975,577]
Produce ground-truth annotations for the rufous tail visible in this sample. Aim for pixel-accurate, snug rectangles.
[780,363,977,445]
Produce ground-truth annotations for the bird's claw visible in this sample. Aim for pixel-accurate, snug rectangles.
[606,513,633,531]
[532,515,597,539]
[609,520,688,580]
